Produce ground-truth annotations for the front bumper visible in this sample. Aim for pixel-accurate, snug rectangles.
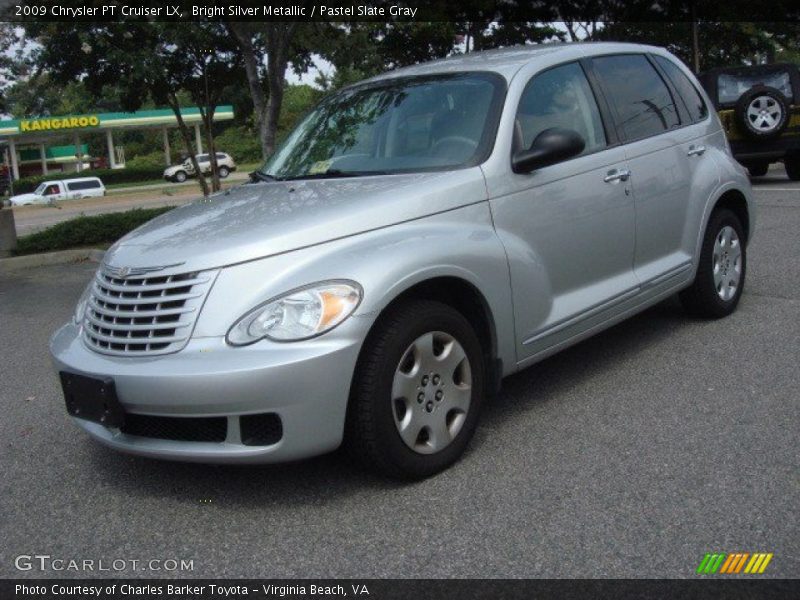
[49,320,367,463]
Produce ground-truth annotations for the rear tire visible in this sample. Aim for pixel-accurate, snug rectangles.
[218,166,230,179]
[785,154,800,181]
[747,162,769,177]
[345,300,486,480]
[680,209,746,318]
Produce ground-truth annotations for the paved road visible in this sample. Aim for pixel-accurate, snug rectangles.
[0,184,797,579]
[8,176,246,236]
[108,170,250,195]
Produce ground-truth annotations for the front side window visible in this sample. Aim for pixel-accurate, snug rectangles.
[259,72,505,180]
[592,54,680,141]
[34,183,46,195]
[718,70,793,104]
[516,62,607,156]
[654,56,708,123]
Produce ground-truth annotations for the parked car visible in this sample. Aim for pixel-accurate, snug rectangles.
[52,43,754,479]
[163,152,236,182]
[9,177,106,206]
[698,62,800,178]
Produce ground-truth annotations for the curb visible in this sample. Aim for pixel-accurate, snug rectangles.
[0,248,105,274]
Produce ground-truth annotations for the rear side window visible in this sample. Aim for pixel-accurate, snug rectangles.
[67,180,101,191]
[516,62,607,155]
[654,56,708,123]
[592,54,680,141]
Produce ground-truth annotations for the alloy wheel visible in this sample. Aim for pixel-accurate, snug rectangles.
[747,96,783,132]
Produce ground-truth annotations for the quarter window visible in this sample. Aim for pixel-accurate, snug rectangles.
[67,180,101,191]
[515,62,607,156]
[654,56,708,123]
[592,54,680,141]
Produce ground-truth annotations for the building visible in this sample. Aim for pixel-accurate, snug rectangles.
[0,105,234,180]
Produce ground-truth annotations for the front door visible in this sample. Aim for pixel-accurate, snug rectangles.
[488,61,638,362]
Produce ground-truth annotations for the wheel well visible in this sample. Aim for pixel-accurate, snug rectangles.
[713,190,750,241]
[370,277,501,392]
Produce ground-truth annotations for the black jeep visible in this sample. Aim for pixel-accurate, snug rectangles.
[699,63,800,179]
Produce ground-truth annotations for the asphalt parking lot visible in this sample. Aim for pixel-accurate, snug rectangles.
[0,176,798,579]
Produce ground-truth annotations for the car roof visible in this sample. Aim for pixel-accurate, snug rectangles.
[361,41,669,84]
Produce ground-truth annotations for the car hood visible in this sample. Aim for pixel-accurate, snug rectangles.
[104,169,487,273]
[10,193,41,204]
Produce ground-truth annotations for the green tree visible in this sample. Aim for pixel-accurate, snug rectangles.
[24,21,243,195]
[0,24,28,114]
[228,21,317,160]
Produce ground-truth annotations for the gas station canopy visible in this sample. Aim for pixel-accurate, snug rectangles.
[0,105,234,180]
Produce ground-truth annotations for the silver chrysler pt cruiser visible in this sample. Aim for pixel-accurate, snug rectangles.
[51,43,754,479]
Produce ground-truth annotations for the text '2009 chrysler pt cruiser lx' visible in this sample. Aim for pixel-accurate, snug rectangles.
[51,43,754,479]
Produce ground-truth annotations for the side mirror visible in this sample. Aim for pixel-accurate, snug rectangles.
[512,127,586,174]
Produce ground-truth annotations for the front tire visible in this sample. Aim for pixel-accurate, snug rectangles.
[345,300,486,480]
[680,209,746,318]
[174,170,187,183]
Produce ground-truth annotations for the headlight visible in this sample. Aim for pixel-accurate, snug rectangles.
[226,281,362,345]
[73,280,94,325]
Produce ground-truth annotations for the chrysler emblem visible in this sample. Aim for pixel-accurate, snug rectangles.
[102,262,185,279]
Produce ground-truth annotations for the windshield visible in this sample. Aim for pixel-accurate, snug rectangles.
[34,183,46,195]
[259,72,505,180]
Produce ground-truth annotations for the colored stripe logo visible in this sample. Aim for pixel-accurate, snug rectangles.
[697,552,773,574]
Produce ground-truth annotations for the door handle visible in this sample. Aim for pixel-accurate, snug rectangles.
[687,145,706,156]
[604,168,631,183]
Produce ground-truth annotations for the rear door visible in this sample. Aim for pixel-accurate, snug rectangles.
[65,181,82,200]
[652,54,721,259]
[589,54,697,287]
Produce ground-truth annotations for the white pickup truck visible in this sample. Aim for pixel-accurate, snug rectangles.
[9,177,106,206]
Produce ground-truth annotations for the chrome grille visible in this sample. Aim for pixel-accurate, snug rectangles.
[83,265,218,356]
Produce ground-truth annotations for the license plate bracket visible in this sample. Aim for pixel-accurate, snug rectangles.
[60,372,125,428]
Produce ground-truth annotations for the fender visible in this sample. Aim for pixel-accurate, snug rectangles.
[690,155,755,278]
[194,202,518,375]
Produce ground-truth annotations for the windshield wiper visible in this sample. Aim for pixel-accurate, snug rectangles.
[249,170,281,183]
